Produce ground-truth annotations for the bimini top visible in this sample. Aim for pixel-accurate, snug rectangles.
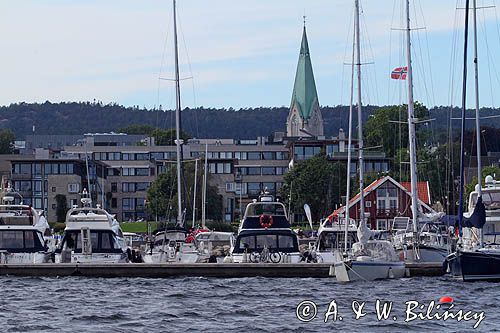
[241,194,291,231]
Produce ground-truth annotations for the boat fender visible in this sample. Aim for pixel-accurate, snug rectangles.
[388,267,395,279]
[126,248,133,262]
[259,214,273,229]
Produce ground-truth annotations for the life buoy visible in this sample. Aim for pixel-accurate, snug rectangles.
[259,214,273,229]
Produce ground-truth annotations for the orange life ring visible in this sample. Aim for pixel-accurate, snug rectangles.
[259,214,273,229]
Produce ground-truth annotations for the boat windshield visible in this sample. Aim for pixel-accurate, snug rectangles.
[0,230,45,252]
[471,191,500,210]
[236,233,297,253]
[318,231,357,251]
[246,203,286,217]
[62,230,122,253]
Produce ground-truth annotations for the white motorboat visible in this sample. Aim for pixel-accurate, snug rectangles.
[230,193,301,263]
[142,226,198,263]
[0,185,52,264]
[55,191,128,263]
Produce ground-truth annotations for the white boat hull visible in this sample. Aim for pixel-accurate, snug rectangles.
[0,252,50,264]
[333,260,406,282]
[55,253,128,264]
[231,252,302,263]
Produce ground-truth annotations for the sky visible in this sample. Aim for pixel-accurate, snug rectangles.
[1,0,500,110]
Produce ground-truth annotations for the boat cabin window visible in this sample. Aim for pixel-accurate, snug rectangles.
[247,203,286,217]
[64,230,121,253]
[0,230,44,251]
[318,231,357,251]
[236,234,297,253]
[471,192,500,210]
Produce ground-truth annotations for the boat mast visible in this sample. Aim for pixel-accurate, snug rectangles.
[405,0,419,234]
[192,158,198,228]
[344,2,356,252]
[458,0,470,232]
[173,0,183,226]
[354,0,365,226]
[472,0,483,247]
[201,143,208,229]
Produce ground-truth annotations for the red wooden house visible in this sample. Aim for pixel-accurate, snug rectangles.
[328,176,435,230]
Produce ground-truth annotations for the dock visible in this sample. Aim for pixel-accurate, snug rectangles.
[0,262,445,278]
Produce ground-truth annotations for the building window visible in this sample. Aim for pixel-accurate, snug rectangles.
[111,183,117,193]
[52,187,56,192]
[247,152,261,160]
[68,183,80,193]
[122,198,135,211]
[226,183,235,192]
[261,167,275,175]
[376,219,387,230]
[262,152,275,160]
[111,198,117,208]
[365,201,371,208]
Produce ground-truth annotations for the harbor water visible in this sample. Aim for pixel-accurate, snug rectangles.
[0,275,497,332]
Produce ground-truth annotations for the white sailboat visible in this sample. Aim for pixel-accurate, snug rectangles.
[332,0,405,282]
[390,0,449,263]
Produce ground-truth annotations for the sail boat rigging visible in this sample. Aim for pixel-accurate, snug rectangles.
[332,0,405,282]
[445,0,500,282]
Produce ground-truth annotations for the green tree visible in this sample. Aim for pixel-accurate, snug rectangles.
[54,194,68,222]
[117,124,156,135]
[146,162,222,224]
[280,154,346,222]
[151,128,191,146]
[0,129,15,154]
[364,102,430,159]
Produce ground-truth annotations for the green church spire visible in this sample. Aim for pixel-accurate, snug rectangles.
[290,25,319,121]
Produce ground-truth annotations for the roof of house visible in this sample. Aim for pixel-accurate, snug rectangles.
[328,175,434,220]
[290,26,319,121]
[401,181,431,205]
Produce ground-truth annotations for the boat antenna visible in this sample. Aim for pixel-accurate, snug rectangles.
[458,0,470,233]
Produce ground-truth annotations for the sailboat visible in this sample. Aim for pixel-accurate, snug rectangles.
[143,0,196,264]
[332,0,405,282]
[390,0,449,263]
[446,0,500,282]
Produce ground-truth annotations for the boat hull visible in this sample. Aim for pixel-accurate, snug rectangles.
[333,260,406,282]
[397,245,448,263]
[0,252,51,264]
[447,249,500,282]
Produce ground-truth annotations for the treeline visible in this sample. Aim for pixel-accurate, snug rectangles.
[0,101,499,141]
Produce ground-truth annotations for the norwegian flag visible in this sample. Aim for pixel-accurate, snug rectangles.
[391,66,407,80]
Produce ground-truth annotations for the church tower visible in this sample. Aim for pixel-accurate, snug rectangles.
[286,23,324,137]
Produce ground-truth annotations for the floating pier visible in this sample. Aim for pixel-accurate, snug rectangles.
[0,262,445,278]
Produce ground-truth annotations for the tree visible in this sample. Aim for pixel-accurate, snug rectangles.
[0,129,15,154]
[151,128,191,146]
[364,102,430,159]
[146,162,222,223]
[117,124,156,134]
[280,154,346,222]
[54,194,68,222]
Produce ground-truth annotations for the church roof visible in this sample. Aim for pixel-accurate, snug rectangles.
[290,26,319,121]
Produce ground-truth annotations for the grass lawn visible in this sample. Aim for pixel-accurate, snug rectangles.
[120,221,160,233]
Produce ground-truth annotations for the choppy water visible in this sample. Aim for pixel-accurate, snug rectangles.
[0,275,497,332]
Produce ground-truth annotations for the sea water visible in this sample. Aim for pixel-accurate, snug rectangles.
[0,275,496,332]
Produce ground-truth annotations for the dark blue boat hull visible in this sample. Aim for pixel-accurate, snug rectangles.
[446,249,500,282]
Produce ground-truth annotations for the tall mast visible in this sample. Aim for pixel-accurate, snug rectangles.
[344,3,356,252]
[192,158,198,228]
[458,0,470,231]
[472,0,483,246]
[173,0,183,226]
[201,143,208,229]
[354,0,365,225]
[405,0,419,234]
